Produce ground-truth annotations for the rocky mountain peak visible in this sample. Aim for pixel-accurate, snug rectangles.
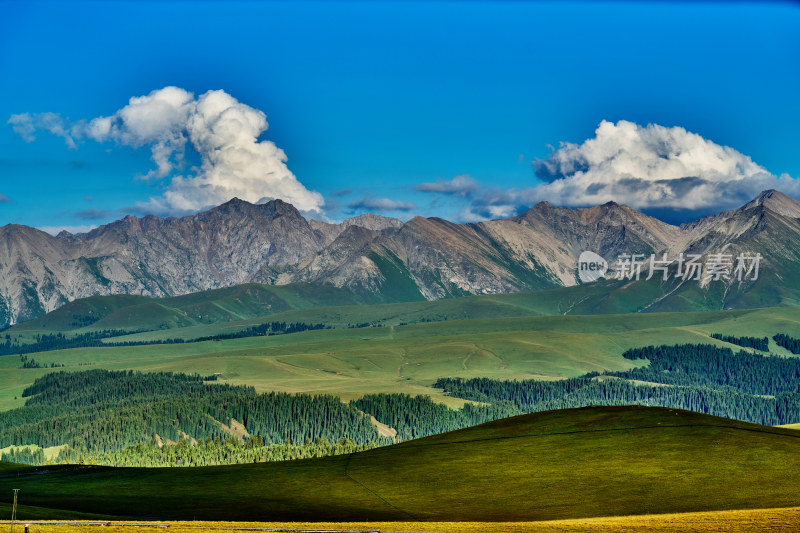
[579,201,639,225]
[257,198,303,217]
[203,197,297,218]
[3,189,800,327]
[740,189,800,219]
[340,213,404,232]
[515,201,555,220]
[308,213,403,247]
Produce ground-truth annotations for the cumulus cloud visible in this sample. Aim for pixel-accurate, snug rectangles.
[10,87,324,215]
[530,120,800,211]
[347,195,416,212]
[453,120,800,222]
[414,175,479,197]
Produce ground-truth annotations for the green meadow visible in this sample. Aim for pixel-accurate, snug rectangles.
[1,306,799,411]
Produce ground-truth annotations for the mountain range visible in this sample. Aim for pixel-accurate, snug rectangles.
[1,189,799,327]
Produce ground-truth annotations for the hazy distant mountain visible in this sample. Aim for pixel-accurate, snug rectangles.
[1,190,798,327]
[309,214,404,247]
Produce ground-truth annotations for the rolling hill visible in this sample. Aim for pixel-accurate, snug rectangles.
[1,405,799,521]
[9,282,376,334]
[2,277,642,338]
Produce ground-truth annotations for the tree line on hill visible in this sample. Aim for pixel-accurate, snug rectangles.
[1,436,379,468]
[710,333,769,351]
[773,334,800,354]
[18,355,65,369]
[611,343,800,396]
[434,376,800,424]
[5,337,800,467]
[188,321,328,342]
[0,369,389,466]
[0,330,135,355]
[352,393,519,441]
[706,332,800,355]
[0,446,46,465]
[0,321,329,356]
[358,340,800,441]
[86,436,377,467]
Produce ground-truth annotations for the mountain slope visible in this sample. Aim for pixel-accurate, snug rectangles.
[309,213,404,247]
[2,190,800,327]
[617,191,800,312]
[10,282,375,333]
[284,204,679,300]
[0,201,413,326]
[2,406,799,521]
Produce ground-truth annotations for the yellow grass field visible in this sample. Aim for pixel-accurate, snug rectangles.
[6,507,800,533]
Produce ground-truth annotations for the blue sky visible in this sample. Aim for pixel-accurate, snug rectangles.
[1,0,798,232]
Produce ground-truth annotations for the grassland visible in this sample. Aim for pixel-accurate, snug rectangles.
[2,278,706,340]
[8,507,800,532]
[1,307,799,411]
[0,406,798,522]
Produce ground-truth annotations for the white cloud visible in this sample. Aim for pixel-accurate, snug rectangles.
[11,87,324,215]
[8,112,77,149]
[8,114,36,142]
[407,121,800,222]
[415,174,479,197]
[85,86,193,180]
[348,195,416,212]
[38,224,96,236]
[530,120,800,211]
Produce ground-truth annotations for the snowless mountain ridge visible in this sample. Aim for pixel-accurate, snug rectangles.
[0,189,797,326]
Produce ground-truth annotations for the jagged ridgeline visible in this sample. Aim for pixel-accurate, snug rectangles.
[0,370,390,464]
[4,190,800,329]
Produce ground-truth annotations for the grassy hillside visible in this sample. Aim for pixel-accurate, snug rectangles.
[9,275,800,349]
[2,406,799,521]
[9,282,380,335]
[1,307,798,411]
[0,277,722,340]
